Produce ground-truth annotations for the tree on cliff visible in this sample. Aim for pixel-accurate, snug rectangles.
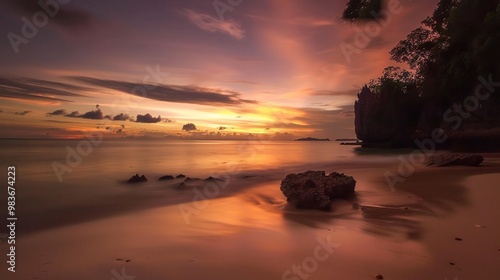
[350,0,500,144]
[390,0,500,125]
[354,67,421,146]
[341,0,382,22]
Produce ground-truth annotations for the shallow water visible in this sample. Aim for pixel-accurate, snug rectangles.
[0,139,386,178]
[2,140,499,279]
[0,139,398,234]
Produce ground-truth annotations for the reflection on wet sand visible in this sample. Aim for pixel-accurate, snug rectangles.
[360,204,429,240]
[3,153,500,280]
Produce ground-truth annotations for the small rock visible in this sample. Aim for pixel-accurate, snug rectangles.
[158,175,174,181]
[474,224,486,228]
[128,174,148,183]
[403,206,409,210]
[449,262,455,265]
[204,177,225,188]
[125,259,131,262]
[375,274,384,279]
[204,176,225,183]
[455,237,463,241]
[115,258,123,261]
[176,174,186,179]
[184,177,202,183]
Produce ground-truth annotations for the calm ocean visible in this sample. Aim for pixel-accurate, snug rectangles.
[0,139,397,234]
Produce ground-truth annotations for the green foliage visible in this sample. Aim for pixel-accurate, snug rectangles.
[341,0,381,22]
[368,66,419,95]
[350,0,500,145]
[391,0,499,103]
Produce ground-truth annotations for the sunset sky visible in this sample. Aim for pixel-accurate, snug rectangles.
[0,0,438,139]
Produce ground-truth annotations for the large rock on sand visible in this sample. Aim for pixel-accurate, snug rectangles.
[424,153,484,167]
[280,171,356,210]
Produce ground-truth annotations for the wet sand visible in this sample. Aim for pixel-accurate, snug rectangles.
[1,156,500,279]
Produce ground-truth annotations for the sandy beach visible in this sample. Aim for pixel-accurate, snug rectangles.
[2,153,499,280]
[2,0,500,279]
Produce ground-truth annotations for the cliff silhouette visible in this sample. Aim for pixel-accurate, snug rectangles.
[348,0,500,151]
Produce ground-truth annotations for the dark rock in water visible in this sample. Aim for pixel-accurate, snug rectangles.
[184,177,202,183]
[128,174,147,183]
[280,171,356,210]
[375,274,384,280]
[204,177,225,188]
[204,176,225,183]
[424,153,484,167]
[176,174,186,179]
[158,175,174,181]
[178,176,226,190]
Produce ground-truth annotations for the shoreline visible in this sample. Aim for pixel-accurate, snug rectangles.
[10,154,500,237]
[1,155,499,279]
[12,158,397,236]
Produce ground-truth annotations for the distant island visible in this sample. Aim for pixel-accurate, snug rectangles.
[294,137,330,141]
